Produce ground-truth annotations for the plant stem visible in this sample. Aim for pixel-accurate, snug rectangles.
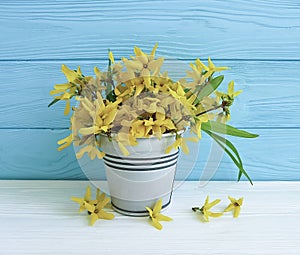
[196,101,226,117]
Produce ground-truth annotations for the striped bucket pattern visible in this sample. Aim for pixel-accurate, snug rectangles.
[100,134,180,216]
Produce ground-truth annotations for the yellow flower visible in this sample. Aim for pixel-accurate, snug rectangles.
[186,58,208,89]
[115,131,138,156]
[78,95,121,136]
[228,80,242,98]
[49,64,85,115]
[207,57,229,74]
[224,196,244,218]
[131,119,148,138]
[186,58,228,89]
[190,113,214,138]
[71,186,97,212]
[76,144,105,160]
[93,67,109,90]
[71,186,114,226]
[57,133,73,151]
[168,82,196,114]
[143,114,176,139]
[84,196,115,226]
[151,76,171,94]
[215,81,242,123]
[192,196,223,222]
[115,81,136,98]
[216,80,242,100]
[96,188,106,205]
[166,135,198,154]
[51,91,73,115]
[122,44,164,86]
[145,199,172,230]
[109,51,115,64]
[62,64,82,82]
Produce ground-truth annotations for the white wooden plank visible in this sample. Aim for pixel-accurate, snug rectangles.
[0,0,299,60]
[1,60,300,128]
[0,181,299,255]
[0,129,299,180]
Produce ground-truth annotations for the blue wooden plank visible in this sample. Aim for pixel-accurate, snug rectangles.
[0,0,299,182]
[0,0,299,60]
[0,129,299,180]
[1,61,299,128]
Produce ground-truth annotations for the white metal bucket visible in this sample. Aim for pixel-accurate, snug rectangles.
[99,133,179,216]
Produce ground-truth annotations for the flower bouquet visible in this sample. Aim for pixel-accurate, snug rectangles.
[49,44,258,215]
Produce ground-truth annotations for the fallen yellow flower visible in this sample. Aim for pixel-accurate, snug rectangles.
[145,199,172,230]
[192,195,223,222]
[84,196,115,226]
[224,196,244,218]
[71,186,97,212]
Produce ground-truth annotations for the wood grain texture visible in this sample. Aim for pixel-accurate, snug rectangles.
[0,129,299,180]
[0,180,299,255]
[0,0,299,181]
[0,0,299,60]
[1,60,300,128]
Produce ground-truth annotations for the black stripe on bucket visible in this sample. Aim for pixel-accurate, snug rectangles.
[103,154,178,166]
[103,160,177,171]
[104,150,179,161]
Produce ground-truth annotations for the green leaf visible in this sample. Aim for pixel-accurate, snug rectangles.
[106,90,116,102]
[207,131,243,165]
[196,75,224,101]
[204,130,253,185]
[202,121,259,138]
[48,98,60,107]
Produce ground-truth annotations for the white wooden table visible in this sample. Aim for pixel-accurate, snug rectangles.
[0,181,299,255]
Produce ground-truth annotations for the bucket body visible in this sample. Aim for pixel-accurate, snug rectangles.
[100,134,179,216]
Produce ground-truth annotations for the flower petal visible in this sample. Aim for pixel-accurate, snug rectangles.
[84,202,95,212]
[90,213,99,226]
[153,199,163,215]
[79,127,95,136]
[233,206,241,218]
[228,196,236,204]
[237,197,244,206]
[151,218,163,230]
[54,83,71,90]
[57,134,73,151]
[145,207,153,218]
[181,139,189,154]
[206,198,221,209]
[118,142,130,156]
[150,43,158,58]
[84,186,91,201]
[148,58,164,71]
[228,81,234,95]
[224,204,234,212]
[61,64,79,82]
[76,146,92,159]
[133,46,146,57]
[109,51,115,63]
[71,197,84,204]
[123,58,143,71]
[64,100,71,115]
[97,197,111,210]
[98,210,115,220]
[96,189,106,202]
[207,212,223,218]
[156,213,173,222]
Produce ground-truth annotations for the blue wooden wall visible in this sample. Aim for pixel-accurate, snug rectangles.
[0,0,299,181]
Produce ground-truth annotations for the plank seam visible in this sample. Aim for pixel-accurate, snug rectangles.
[0,127,300,130]
[1,59,300,62]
